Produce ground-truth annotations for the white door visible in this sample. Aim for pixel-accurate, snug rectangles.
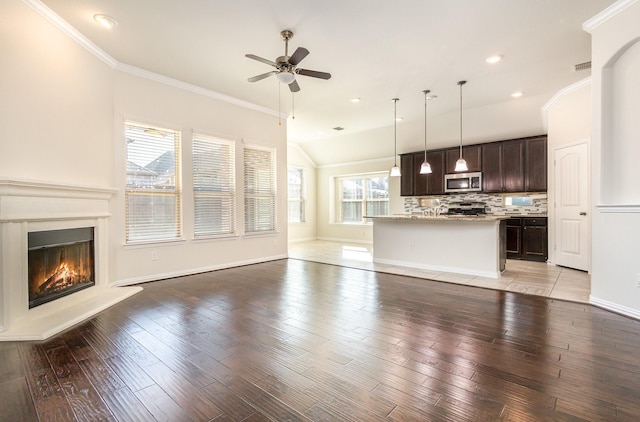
[554,143,589,271]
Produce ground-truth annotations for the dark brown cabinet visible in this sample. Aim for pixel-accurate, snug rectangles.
[506,218,522,256]
[525,136,547,192]
[401,150,445,196]
[401,135,546,196]
[506,217,547,262]
[446,145,482,173]
[482,140,525,192]
[400,153,414,196]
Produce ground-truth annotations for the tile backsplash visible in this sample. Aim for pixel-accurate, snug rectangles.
[403,193,547,216]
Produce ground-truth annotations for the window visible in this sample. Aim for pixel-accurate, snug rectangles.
[192,134,236,238]
[337,173,389,223]
[125,121,181,243]
[288,167,305,223]
[504,196,533,206]
[244,145,276,233]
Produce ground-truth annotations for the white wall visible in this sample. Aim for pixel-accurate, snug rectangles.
[287,144,317,242]
[111,73,288,285]
[0,0,115,186]
[316,157,402,243]
[544,79,592,266]
[2,1,289,288]
[588,0,640,318]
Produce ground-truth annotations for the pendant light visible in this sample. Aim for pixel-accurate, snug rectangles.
[455,80,469,172]
[420,90,433,174]
[390,98,401,177]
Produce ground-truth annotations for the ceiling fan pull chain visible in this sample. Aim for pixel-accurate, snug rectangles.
[291,91,295,120]
[278,80,282,126]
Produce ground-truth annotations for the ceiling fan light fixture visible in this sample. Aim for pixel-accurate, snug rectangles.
[276,71,295,84]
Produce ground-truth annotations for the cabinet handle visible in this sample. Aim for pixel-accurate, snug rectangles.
[579,211,587,216]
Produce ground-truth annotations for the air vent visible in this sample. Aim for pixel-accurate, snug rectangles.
[573,61,592,72]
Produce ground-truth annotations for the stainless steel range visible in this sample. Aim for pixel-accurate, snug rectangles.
[446,202,487,216]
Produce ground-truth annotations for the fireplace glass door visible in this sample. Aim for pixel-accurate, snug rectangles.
[28,227,96,309]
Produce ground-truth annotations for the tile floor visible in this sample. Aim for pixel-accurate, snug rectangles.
[288,240,591,303]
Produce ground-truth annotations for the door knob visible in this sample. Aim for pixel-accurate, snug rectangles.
[579,211,587,216]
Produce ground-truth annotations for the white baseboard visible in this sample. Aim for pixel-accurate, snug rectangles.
[113,254,288,287]
[590,296,640,320]
[316,237,373,245]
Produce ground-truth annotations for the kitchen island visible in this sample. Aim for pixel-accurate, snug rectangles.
[367,215,508,278]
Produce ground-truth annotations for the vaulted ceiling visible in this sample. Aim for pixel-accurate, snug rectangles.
[40,0,615,165]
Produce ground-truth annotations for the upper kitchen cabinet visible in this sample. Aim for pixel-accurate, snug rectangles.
[446,145,482,173]
[403,135,546,196]
[524,136,547,192]
[482,139,526,192]
[400,153,415,196]
[425,150,446,195]
[401,150,445,196]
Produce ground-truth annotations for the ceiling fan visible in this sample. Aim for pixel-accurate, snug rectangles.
[245,30,331,92]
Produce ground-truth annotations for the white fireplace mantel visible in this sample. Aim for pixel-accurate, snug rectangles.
[0,179,141,341]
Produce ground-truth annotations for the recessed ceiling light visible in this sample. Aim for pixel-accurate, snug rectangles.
[511,91,524,98]
[93,14,118,29]
[486,54,503,64]
[350,97,361,103]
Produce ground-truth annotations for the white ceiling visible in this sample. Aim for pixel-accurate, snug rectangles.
[40,0,615,166]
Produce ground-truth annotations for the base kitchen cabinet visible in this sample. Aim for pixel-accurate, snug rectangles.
[506,217,548,262]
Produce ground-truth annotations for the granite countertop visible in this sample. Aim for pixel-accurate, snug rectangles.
[498,214,548,218]
[366,214,510,222]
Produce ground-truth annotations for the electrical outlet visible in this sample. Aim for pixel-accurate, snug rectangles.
[151,251,158,261]
[636,273,640,288]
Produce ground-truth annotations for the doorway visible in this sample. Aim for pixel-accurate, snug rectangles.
[553,142,590,271]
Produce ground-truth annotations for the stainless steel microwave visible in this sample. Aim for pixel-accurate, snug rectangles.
[444,172,482,193]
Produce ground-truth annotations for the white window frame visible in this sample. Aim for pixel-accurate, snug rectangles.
[192,133,236,239]
[288,166,305,223]
[336,172,389,224]
[244,145,277,234]
[124,121,182,244]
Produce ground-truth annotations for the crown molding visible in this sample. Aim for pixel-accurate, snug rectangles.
[540,77,592,131]
[21,0,118,67]
[115,63,283,118]
[583,0,639,33]
[20,0,282,119]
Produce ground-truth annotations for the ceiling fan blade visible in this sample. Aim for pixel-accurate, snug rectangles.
[248,71,276,82]
[288,47,309,66]
[297,68,332,80]
[245,54,277,68]
[288,80,301,93]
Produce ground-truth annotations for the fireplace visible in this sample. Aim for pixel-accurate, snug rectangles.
[0,179,142,341]
[28,227,96,309]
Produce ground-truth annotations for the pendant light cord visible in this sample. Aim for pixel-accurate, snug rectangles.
[393,98,399,165]
[458,80,466,159]
[423,90,429,161]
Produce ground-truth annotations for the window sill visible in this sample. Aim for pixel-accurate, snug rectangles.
[192,234,239,243]
[124,238,186,249]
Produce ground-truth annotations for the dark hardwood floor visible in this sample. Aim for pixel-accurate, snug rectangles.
[2,259,640,421]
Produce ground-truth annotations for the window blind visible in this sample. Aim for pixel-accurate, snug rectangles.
[192,134,236,238]
[124,121,181,242]
[244,146,276,233]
